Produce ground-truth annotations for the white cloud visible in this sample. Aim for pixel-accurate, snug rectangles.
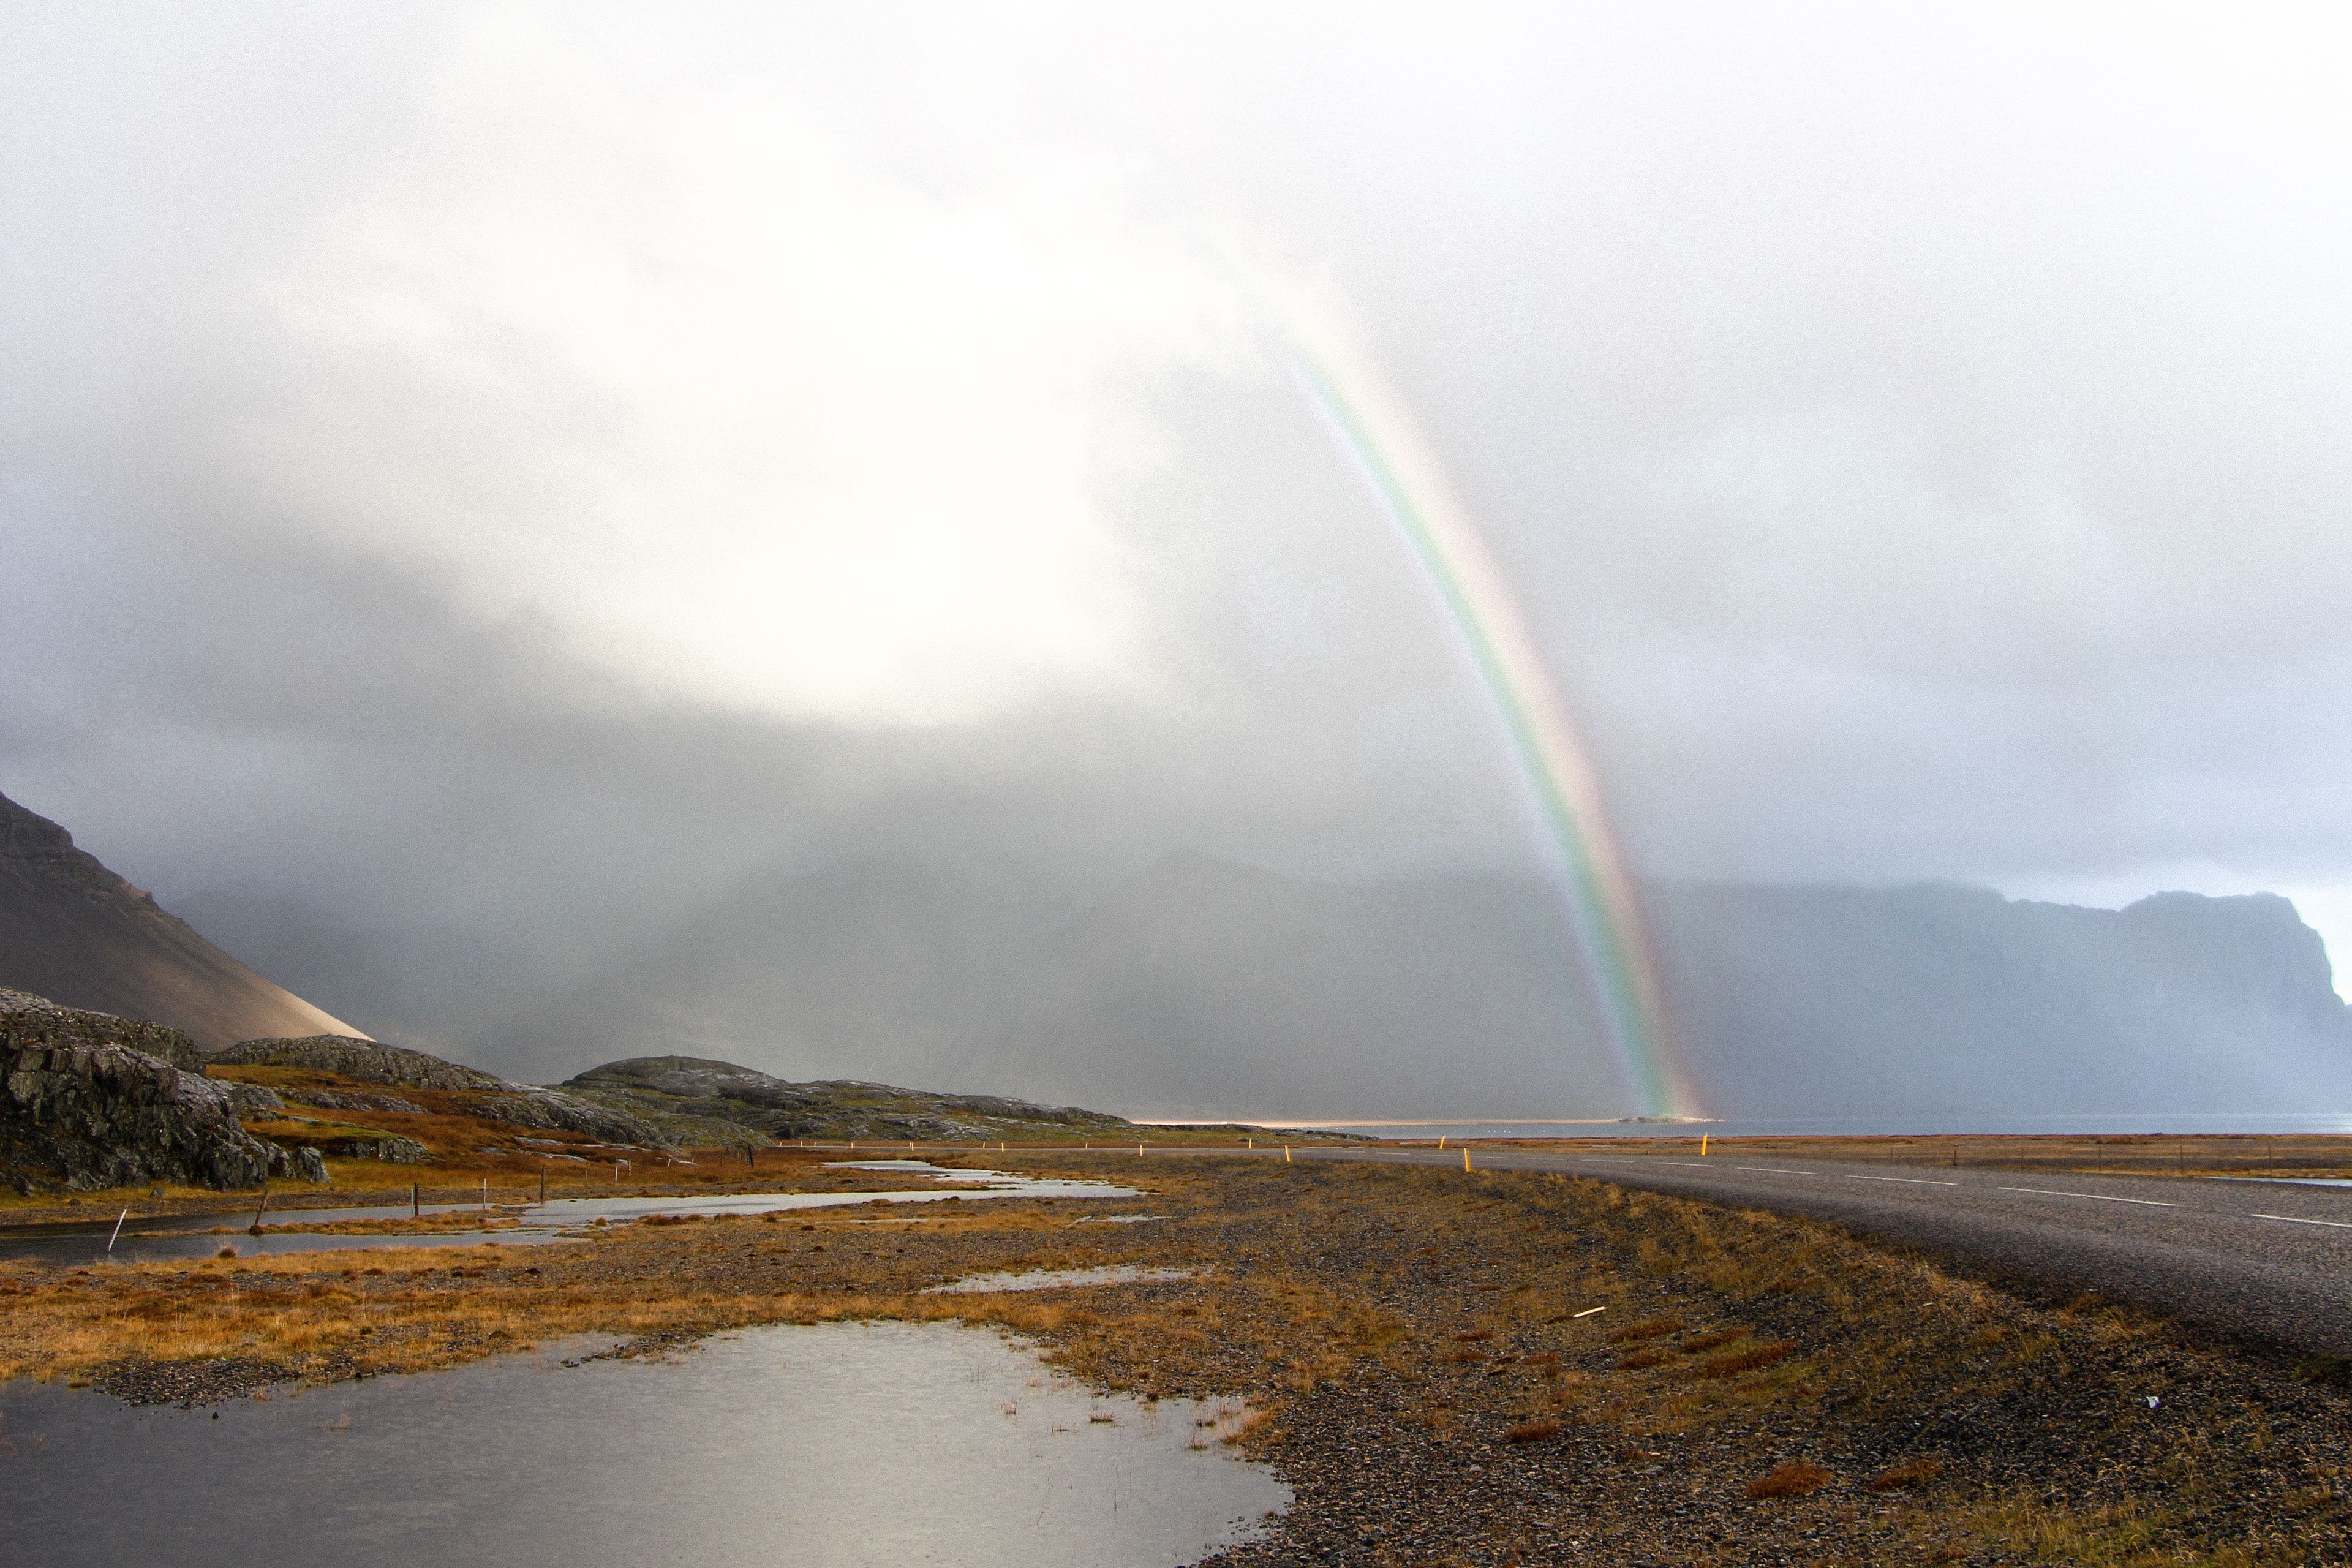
[225,12,1248,726]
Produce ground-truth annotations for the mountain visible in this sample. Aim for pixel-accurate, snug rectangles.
[0,790,363,1051]
[1649,881,2352,1116]
[516,852,2352,1121]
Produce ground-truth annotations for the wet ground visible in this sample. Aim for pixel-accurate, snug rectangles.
[0,1319,1284,1568]
[0,1163,1139,1266]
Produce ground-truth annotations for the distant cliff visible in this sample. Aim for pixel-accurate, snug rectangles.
[506,853,2352,1120]
[1647,881,2352,1116]
[0,790,363,1051]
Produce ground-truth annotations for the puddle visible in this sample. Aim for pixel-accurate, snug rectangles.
[0,1319,1282,1567]
[0,1164,1140,1267]
[927,1265,1198,1294]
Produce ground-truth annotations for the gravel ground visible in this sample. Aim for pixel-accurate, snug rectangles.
[12,1156,2352,1564]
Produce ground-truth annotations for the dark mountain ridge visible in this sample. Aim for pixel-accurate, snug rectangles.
[0,790,361,1050]
[513,853,2352,1121]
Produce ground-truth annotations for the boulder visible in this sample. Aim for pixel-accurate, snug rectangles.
[217,1080,286,1116]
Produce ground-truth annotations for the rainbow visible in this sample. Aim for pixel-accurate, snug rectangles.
[1270,291,1702,1119]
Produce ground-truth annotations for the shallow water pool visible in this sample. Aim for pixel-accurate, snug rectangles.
[0,1319,1284,1567]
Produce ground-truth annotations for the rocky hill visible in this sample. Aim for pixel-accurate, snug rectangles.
[0,790,361,1050]
[215,1036,669,1148]
[557,1055,1147,1145]
[1,990,324,1193]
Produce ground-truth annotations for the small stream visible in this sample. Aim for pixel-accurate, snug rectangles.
[0,1163,1142,1265]
[0,1319,1286,1567]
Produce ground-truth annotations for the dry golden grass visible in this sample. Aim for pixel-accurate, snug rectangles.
[6,1152,2348,1564]
[1746,1459,1834,1498]
[1867,1456,1944,1492]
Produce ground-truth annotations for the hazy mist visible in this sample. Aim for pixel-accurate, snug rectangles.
[7,4,2352,1112]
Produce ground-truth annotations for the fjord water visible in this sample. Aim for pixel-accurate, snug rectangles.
[0,1321,1285,1567]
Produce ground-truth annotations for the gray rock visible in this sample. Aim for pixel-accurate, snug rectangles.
[323,1134,429,1164]
[271,1145,330,1183]
[211,1036,506,1091]
[214,1033,668,1148]
[285,1088,424,1115]
[217,1080,286,1116]
[1,991,298,1190]
[0,988,205,1071]
[459,1088,666,1148]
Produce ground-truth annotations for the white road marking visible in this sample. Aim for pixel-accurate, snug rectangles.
[1732,1166,1813,1174]
[1997,1186,2176,1207]
[2251,1212,2352,1230]
[1843,1174,1958,1187]
[1653,1161,1713,1169]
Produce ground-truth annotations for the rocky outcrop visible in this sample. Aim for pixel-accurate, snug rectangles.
[456,1088,667,1148]
[216,1080,287,1116]
[0,988,206,1071]
[558,1055,1140,1144]
[321,1134,429,1164]
[217,1032,668,1147]
[1,991,322,1191]
[285,1088,424,1115]
[213,1035,506,1091]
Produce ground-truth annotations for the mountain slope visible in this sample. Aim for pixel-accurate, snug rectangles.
[0,791,363,1051]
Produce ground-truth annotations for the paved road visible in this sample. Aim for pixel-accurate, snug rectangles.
[1156,1144,2352,1356]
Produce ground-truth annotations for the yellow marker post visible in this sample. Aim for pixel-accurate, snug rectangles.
[1463,1149,1472,1172]
[1137,1144,1145,1156]
[1284,1145,1293,1163]
[1437,1135,1446,1150]
[1700,1134,1709,1156]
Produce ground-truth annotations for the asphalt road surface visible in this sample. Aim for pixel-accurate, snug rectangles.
[1166,1144,2352,1357]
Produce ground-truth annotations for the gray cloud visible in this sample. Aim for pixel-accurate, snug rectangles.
[7,2,2352,1096]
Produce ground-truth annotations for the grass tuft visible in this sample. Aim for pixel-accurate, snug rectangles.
[1607,1317,1684,1343]
[1746,1460,1833,1499]
[1697,1340,1795,1379]
[1866,1456,1944,1492]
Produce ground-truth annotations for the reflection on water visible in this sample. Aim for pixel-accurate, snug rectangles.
[0,1321,1286,1568]
[0,1164,1140,1267]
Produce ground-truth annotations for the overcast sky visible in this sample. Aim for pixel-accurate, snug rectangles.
[7,1,2352,1028]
